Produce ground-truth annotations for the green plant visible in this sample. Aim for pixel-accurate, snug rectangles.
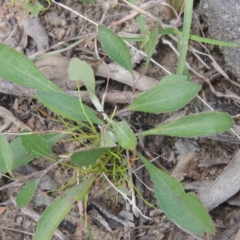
[0,0,237,238]
[12,0,51,16]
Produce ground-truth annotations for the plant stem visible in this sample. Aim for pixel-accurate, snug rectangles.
[176,0,193,74]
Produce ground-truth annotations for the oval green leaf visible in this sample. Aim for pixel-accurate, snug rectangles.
[98,25,133,75]
[113,121,137,151]
[22,0,45,17]
[138,153,215,236]
[20,133,53,157]
[100,127,117,147]
[33,177,95,240]
[140,111,234,137]
[68,58,95,94]
[0,135,13,176]
[128,75,201,114]
[71,147,110,167]
[10,137,37,171]
[10,133,66,171]
[16,179,39,208]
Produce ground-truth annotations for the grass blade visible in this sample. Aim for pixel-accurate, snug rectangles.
[176,0,193,74]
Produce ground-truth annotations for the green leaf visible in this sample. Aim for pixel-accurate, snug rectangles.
[176,0,193,74]
[128,75,200,114]
[71,147,110,167]
[10,137,37,171]
[88,92,105,112]
[158,28,177,35]
[146,28,158,66]
[10,133,66,171]
[98,25,133,76]
[158,28,238,47]
[37,91,103,125]
[100,127,117,148]
[33,177,95,240]
[0,135,14,176]
[189,34,238,47]
[113,121,137,151]
[41,132,66,146]
[0,43,59,92]
[129,0,149,36]
[20,133,53,157]
[22,0,45,16]
[138,153,215,236]
[68,58,95,94]
[16,179,39,208]
[140,112,234,137]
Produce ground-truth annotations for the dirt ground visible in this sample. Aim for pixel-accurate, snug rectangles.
[1,0,240,240]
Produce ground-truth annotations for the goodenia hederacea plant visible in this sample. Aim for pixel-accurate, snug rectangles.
[138,153,215,236]
[0,43,102,125]
[128,73,233,138]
